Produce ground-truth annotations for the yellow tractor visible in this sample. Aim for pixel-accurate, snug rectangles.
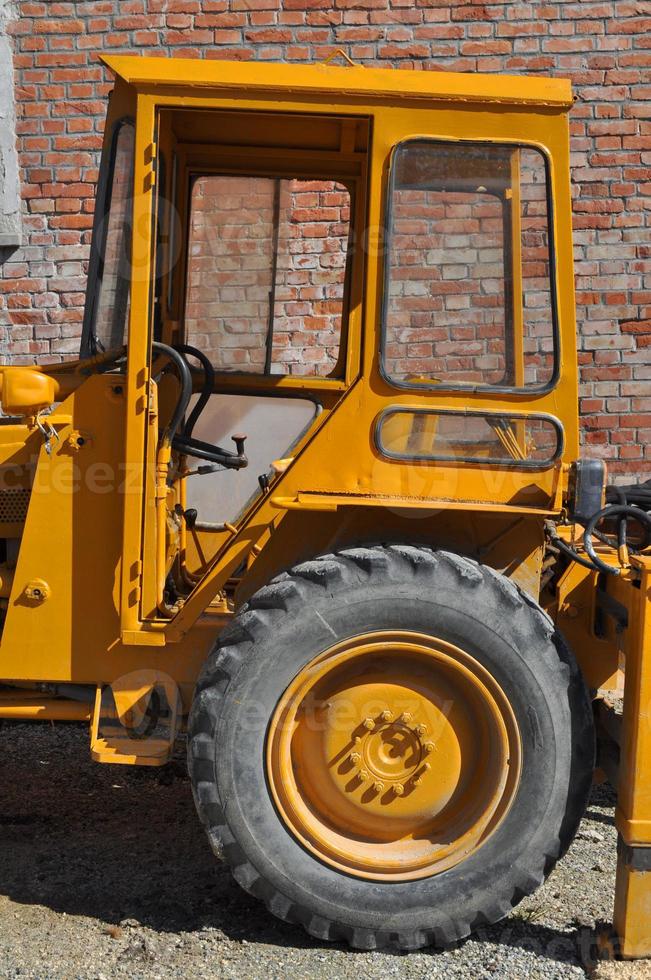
[1,54,650,956]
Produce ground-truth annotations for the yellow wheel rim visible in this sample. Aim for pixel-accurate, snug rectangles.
[266,631,522,881]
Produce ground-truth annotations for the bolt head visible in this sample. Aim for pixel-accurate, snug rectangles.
[401,712,413,724]
[373,781,385,793]
[363,717,375,730]
[413,777,423,786]
[359,769,370,782]
[416,724,428,737]
[380,709,394,722]
[393,784,405,797]
[424,741,434,754]
[350,752,361,765]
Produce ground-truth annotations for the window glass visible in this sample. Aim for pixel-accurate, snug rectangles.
[184,176,350,377]
[93,121,135,352]
[383,140,555,390]
[377,409,562,468]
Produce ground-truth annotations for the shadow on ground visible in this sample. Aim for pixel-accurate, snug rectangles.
[0,721,613,971]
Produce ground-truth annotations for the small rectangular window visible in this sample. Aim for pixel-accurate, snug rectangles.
[376,409,562,469]
[184,175,351,377]
[383,140,557,392]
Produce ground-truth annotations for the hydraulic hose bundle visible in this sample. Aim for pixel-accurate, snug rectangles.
[550,478,651,577]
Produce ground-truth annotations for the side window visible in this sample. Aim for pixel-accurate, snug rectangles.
[90,120,135,353]
[383,140,556,391]
[184,176,351,377]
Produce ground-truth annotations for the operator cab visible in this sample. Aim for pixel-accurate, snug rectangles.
[70,56,577,620]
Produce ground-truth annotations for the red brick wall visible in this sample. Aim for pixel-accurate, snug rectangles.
[185,175,349,375]
[1,0,649,477]
[385,142,554,388]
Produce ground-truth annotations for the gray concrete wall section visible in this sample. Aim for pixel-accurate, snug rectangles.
[0,0,21,248]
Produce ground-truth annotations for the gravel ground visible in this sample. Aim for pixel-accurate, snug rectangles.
[0,721,641,979]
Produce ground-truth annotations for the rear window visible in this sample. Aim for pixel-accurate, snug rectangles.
[382,139,557,392]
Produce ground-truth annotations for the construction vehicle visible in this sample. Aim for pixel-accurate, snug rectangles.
[1,53,650,957]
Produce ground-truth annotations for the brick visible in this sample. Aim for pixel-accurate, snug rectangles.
[1,1,649,478]
[32,18,84,33]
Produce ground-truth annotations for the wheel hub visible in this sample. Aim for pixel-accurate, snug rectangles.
[348,714,431,796]
[266,631,522,881]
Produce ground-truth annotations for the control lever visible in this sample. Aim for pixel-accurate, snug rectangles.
[183,508,198,530]
[231,433,248,467]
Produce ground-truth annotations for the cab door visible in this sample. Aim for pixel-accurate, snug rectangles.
[138,106,369,617]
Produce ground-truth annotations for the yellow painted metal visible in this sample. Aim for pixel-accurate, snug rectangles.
[0,697,91,722]
[266,631,521,880]
[90,673,181,766]
[110,668,179,726]
[611,868,651,960]
[99,54,573,108]
[0,367,60,416]
[595,557,651,958]
[269,490,562,516]
[615,560,651,846]
[508,151,525,390]
[551,557,621,694]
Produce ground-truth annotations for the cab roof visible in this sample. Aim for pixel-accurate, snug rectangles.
[100,54,573,109]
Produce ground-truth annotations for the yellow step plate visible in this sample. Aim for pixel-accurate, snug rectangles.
[90,734,172,767]
[90,684,178,766]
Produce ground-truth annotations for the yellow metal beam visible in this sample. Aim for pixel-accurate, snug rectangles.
[0,698,91,722]
[607,558,651,958]
[99,54,573,109]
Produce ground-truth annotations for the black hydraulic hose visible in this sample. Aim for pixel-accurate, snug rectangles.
[546,480,651,577]
[606,478,651,511]
[594,483,651,553]
[151,341,193,447]
[546,524,603,573]
[557,536,603,572]
[173,343,215,439]
[583,504,651,577]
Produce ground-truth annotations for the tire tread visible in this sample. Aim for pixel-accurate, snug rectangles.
[187,545,593,951]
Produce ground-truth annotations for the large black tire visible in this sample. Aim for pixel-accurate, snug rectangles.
[188,546,594,951]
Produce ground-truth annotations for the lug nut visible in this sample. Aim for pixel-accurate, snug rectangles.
[413,776,423,786]
[400,712,413,724]
[393,784,405,797]
[359,769,370,782]
[423,742,434,754]
[373,781,385,793]
[416,724,428,737]
[350,752,361,765]
[380,709,394,722]
[363,717,375,730]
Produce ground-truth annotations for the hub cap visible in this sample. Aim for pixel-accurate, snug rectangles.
[266,631,522,881]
